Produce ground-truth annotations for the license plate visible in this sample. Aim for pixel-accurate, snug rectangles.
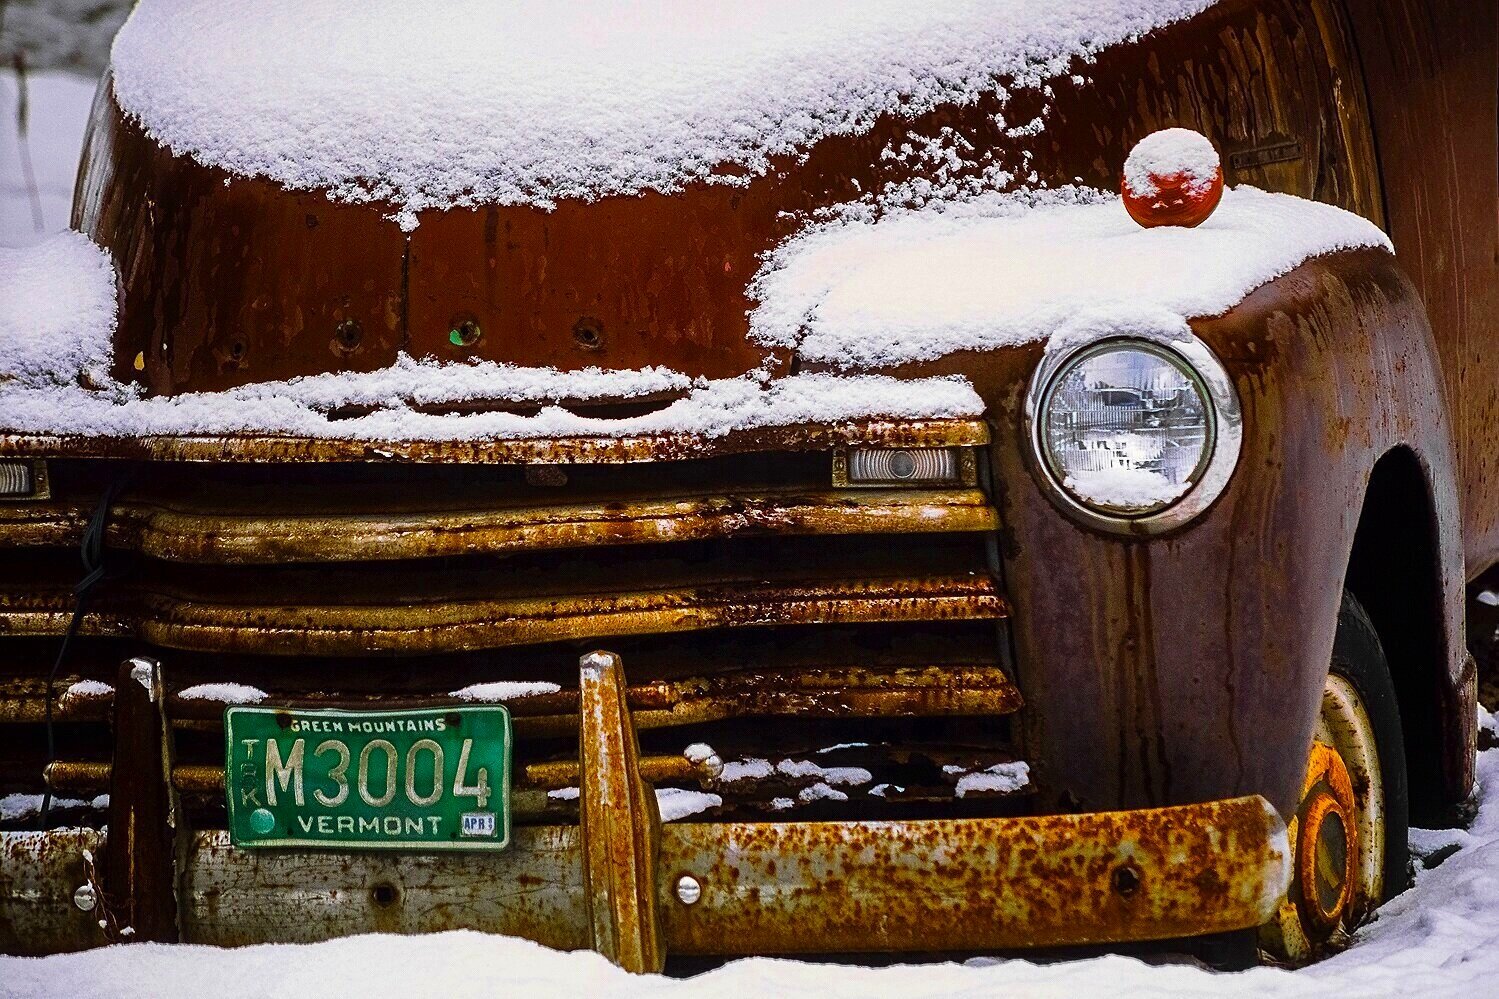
[224,705,511,851]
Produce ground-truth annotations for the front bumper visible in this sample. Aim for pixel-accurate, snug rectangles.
[1,646,1290,965]
[0,797,1291,961]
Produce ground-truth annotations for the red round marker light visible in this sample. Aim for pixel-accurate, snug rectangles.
[1121,128,1224,229]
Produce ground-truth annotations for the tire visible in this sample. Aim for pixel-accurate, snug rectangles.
[1260,590,1409,962]
[1329,590,1410,904]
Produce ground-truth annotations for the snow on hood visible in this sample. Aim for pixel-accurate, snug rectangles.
[750,185,1394,369]
[0,233,981,438]
[0,184,1390,443]
[109,0,1216,229]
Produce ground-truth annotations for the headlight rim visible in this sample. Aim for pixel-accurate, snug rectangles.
[1023,329,1243,536]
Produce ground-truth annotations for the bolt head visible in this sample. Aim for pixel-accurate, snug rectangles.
[73,883,97,912]
[675,874,702,905]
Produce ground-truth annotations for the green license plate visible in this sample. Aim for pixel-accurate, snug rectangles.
[224,705,511,851]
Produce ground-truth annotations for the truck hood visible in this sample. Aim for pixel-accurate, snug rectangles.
[108,0,1217,229]
[79,0,1226,396]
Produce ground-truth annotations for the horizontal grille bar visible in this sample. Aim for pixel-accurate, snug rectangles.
[3,488,997,564]
[0,575,1006,655]
[0,419,989,465]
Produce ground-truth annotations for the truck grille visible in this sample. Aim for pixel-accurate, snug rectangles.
[0,444,1025,836]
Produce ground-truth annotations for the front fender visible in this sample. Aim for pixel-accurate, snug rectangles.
[938,248,1466,816]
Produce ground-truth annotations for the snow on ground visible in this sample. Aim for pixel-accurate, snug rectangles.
[110,0,1215,229]
[0,69,97,247]
[749,185,1393,369]
[5,717,1499,997]
[3,717,1498,997]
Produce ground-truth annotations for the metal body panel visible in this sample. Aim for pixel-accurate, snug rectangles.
[659,799,1289,955]
[72,1,1376,401]
[955,249,1468,817]
[1338,0,1499,576]
[182,826,590,949]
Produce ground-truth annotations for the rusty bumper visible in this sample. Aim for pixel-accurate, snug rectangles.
[0,652,1290,962]
[0,796,1291,960]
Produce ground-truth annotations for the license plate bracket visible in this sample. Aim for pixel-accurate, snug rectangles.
[224,705,512,851]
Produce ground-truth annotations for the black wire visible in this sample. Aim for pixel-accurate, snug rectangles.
[39,478,127,827]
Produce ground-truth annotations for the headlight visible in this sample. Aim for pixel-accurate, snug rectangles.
[1025,332,1241,534]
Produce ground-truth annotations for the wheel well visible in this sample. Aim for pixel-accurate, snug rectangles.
[1343,446,1449,823]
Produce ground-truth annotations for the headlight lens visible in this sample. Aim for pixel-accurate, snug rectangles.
[1027,330,1240,533]
[1039,343,1211,515]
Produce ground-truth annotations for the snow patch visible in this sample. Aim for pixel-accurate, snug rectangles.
[720,759,775,783]
[655,788,722,823]
[176,683,267,704]
[62,679,113,699]
[1064,468,1191,510]
[1,793,108,822]
[449,681,561,703]
[954,761,1031,797]
[0,231,117,385]
[216,355,694,413]
[0,369,982,442]
[797,782,849,804]
[775,760,874,787]
[750,185,1393,369]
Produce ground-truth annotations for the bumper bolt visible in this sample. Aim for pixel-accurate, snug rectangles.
[1111,863,1142,897]
[675,875,702,906]
[72,883,97,912]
